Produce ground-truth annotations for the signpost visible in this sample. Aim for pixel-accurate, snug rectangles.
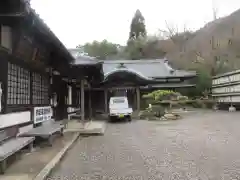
[33,106,52,124]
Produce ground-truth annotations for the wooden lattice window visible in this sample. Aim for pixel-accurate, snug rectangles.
[32,73,49,105]
[7,63,30,105]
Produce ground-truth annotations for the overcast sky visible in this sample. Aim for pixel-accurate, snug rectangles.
[31,0,240,48]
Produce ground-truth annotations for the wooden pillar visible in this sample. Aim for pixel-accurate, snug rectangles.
[1,58,8,114]
[136,87,140,111]
[78,90,81,107]
[104,89,108,113]
[68,85,72,105]
[81,79,84,121]
[134,90,137,110]
[88,89,92,120]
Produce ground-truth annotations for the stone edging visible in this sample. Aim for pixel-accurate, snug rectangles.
[33,132,80,180]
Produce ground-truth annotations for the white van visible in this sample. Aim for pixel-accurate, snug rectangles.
[108,96,133,121]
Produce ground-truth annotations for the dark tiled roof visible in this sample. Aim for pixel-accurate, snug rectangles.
[66,49,196,78]
[103,59,196,79]
[73,56,102,65]
[68,49,102,65]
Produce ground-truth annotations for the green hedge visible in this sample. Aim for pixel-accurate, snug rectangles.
[142,90,182,102]
[142,90,216,110]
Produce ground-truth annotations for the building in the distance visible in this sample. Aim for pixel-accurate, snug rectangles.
[69,49,197,115]
[212,70,240,110]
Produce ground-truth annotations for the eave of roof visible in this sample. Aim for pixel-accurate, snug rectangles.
[68,49,103,66]
[18,1,75,64]
[72,56,102,66]
[141,84,196,89]
[104,68,151,81]
[31,12,75,63]
[102,59,196,79]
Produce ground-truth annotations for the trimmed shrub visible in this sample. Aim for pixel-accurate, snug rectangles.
[142,90,181,102]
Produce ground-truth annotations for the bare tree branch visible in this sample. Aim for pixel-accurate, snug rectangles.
[164,21,179,40]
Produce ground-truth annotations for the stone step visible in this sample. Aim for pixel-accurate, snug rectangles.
[65,121,106,135]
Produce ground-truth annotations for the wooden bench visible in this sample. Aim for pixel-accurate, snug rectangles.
[19,121,64,146]
[0,129,35,174]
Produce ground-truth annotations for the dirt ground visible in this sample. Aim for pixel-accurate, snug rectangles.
[0,132,77,180]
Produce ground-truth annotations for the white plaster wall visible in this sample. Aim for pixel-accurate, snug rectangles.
[217,77,228,84]
[229,74,240,82]
[216,96,240,103]
[213,73,240,86]
[231,96,240,102]
[216,96,230,103]
[0,111,31,129]
[213,84,240,94]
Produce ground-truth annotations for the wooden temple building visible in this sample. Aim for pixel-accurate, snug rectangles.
[0,0,196,134]
[0,0,102,133]
[0,0,197,174]
[70,49,196,114]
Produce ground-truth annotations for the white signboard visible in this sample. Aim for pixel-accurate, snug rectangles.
[33,106,52,124]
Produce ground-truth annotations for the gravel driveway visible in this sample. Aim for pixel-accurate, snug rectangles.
[48,111,240,180]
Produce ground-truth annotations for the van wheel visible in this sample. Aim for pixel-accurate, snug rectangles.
[126,116,132,122]
[109,116,114,122]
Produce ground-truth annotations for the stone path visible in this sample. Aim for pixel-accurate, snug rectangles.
[48,111,240,180]
[0,132,76,180]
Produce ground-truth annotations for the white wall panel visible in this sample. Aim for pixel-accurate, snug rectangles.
[0,111,31,129]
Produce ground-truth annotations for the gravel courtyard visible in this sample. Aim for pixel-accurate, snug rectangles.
[48,111,240,180]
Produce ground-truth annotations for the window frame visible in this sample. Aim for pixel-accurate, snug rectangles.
[7,62,31,106]
[32,72,50,106]
[6,62,50,113]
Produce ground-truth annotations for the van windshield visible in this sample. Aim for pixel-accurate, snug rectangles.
[113,99,125,104]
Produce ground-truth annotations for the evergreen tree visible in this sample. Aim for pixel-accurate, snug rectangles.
[129,9,147,41]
